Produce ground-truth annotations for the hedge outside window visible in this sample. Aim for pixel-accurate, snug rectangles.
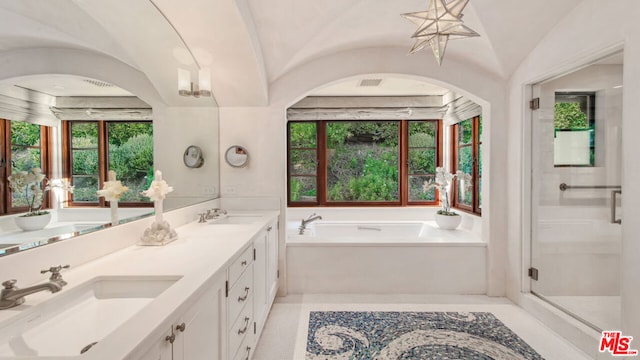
[287,120,441,206]
[63,120,153,207]
[0,119,51,214]
[452,116,482,215]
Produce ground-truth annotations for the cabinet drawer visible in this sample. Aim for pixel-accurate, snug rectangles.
[228,245,253,287]
[232,335,254,360]
[228,264,253,322]
[229,300,253,357]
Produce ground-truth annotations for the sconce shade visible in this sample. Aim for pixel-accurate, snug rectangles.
[198,68,212,97]
[178,68,191,96]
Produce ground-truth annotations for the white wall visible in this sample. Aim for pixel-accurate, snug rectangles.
[508,0,640,340]
[154,106,220,200]
[219,46,509,297]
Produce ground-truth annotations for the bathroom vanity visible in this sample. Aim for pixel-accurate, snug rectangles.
[0,205,279,360]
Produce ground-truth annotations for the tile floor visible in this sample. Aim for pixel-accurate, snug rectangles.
[252,295,593,360]
[544,295,620,332]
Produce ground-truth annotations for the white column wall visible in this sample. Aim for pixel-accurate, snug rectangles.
[507,0,640,338]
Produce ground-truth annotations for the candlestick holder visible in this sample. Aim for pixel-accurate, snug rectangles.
[138,170,177,246]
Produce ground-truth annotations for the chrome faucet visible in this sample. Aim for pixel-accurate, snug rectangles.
[0,279,62,310]
[299,213,322,234]
[205,208,228,220]
[1,264,69,310]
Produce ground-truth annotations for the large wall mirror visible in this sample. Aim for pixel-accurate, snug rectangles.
[0,0,220,257]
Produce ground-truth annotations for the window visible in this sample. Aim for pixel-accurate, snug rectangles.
[452,116,482,215]
[553,92,595,167]
[287,120,441,206]
[63,120,153,206]
[0,120,51,214]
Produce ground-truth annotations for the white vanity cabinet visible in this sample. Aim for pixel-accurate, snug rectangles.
[137,214,280,360]
[253,220,279,338]
[139,274,226,360]
[226,244,254,360]
[227,218,279,360]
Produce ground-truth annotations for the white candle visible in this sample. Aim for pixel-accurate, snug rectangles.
[108,170,116,181]
[110,200,119,225]
[154,170,163,224]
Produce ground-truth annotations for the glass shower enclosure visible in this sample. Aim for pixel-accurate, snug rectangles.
[529,51,623,331]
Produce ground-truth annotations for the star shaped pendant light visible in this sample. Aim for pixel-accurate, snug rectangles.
[402,0,479,65]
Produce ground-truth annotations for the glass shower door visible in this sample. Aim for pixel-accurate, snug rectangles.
[530,52,623,331]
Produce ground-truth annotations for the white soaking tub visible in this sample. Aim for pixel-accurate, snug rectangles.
[286,220,486,294]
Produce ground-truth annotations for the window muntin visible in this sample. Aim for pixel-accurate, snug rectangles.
[287,120,440,206]
[65,120,153,206]
[3,121,51,212]
[553,92,595,167]
[106,122,153,202]
[452,116,482,214]
[288,122,317,203]
[408,121,438,202]
[69,122,99,203]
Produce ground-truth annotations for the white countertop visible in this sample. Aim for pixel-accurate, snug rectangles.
[0,210,279,359]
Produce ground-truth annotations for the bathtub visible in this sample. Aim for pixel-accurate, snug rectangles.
[291,221,480,244]
[286,220,486,294]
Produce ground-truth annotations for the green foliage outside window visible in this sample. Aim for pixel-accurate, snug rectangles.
[70,122,153,203]
[554,102,588,129]
[10,121,42,207]
[288,121,438,203]
[327,122,398,202]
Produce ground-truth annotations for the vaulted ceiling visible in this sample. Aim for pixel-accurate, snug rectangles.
[0,0,583,107]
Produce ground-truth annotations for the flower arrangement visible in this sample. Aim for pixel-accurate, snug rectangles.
[423,167,471,216]
[7,168,74,216]
[97,170,128,201]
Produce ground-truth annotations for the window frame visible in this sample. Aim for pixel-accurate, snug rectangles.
[62,120,153,208]
[451,116,482,215]
[0,119,52,215]
[287,119,442,207]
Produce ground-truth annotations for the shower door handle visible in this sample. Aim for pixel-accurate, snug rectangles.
[611,190,622,224]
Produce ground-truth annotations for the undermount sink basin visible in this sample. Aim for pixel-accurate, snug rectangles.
[0,275,180,357]
[209,214,262,225]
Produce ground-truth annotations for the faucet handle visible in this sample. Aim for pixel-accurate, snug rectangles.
[198,213,207,223]
[2,280,17,290]
[41,265,70,283]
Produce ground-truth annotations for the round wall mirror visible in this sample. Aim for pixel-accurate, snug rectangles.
[183,145,204,168]
[225,145,249,168]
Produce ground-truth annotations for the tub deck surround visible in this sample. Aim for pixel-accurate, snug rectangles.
[286,220,486,294]
[288,220,482,245]
[0,210,279,359]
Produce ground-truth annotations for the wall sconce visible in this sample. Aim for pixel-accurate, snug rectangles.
[178,68,212,97]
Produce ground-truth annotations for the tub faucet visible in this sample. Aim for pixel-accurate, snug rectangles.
[299,213,322,234]
[0,279,63,310]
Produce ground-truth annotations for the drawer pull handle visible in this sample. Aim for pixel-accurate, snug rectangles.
[175,322,186,332]
[238,287,250,302]
[238,317,250,335]
[241,260,247,266]
[245,346,251,360]
[165,333,175,344]
[267,226,272,231]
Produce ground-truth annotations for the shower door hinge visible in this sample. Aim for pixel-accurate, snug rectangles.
[528,267,539,281]
[277,269,280,278]
[529,98,540,110]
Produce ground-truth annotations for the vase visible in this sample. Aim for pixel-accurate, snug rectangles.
[14,212,52,231]
[434,213,461,230]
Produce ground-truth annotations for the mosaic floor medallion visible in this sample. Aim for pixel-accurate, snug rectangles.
[305,311,545,360]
